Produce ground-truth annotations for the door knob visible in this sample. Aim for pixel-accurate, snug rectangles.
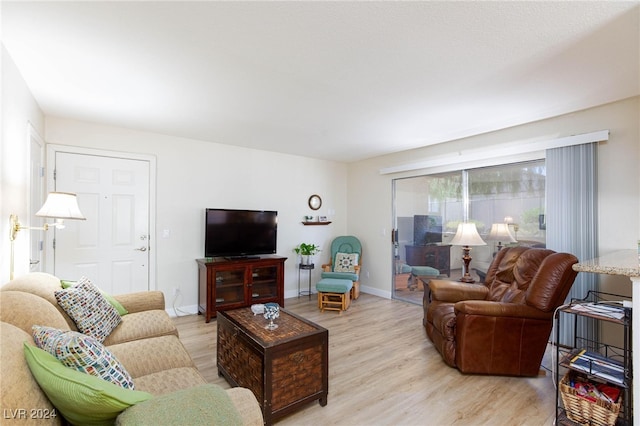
[135,247,148,252]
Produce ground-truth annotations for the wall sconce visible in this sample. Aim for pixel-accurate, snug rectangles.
[503,216,519,240]
[486,223,517,252]
[9,192,86,280]
[450,222,486,283]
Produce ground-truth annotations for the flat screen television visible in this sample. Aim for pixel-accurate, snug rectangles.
[413,214,443,245]
[205,208,278,259]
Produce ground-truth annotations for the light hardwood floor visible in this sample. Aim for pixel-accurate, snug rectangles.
[173,294,557,425]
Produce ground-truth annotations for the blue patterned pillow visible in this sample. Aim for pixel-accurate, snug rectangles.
[55,277,121,342]
[32,325,135,389]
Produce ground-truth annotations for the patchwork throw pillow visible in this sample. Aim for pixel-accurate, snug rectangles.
[60,279,129,316]
[334,252,359,273]
[55,277,122,342]
[32,325,135,389]
[24,343,152,426]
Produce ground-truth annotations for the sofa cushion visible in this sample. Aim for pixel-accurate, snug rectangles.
[2,272,78,330]
[61,279,129,316]
[55,277,122,342]
[115,384,243,426]
[0,291,71,335]
[32,326,135,389]
[134,367,207,396]
[107,335,197,379]
[23,343,153,426]
[102,310,178,346]
[1,323,61,425]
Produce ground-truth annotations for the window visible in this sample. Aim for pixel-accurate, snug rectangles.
[467,161,546,242]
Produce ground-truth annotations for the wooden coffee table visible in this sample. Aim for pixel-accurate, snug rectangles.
[217,307,328,425]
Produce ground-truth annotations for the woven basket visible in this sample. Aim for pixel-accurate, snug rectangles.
[560,372,621,426]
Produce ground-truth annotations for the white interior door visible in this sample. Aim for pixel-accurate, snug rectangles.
[53,152,151,294]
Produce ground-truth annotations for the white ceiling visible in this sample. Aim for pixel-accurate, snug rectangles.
[2,1,639,163]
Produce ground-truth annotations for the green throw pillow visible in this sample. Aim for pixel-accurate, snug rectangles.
[60,279,128,316]
[97,291,129,316]
[24,343,152,426]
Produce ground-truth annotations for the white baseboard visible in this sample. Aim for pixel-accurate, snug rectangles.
[360,285,391,299]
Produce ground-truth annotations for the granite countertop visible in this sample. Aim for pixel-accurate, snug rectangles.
[573,249,640,277]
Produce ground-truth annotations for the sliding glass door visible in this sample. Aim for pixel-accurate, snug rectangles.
[392,160,546,304]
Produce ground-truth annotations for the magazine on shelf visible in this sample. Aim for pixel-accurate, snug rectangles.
[569,349,625,385]
[569,302,625,319]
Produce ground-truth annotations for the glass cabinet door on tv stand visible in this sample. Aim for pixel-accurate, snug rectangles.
[251,265,279,301]
[196,256,286,323]
[214,267,246,306]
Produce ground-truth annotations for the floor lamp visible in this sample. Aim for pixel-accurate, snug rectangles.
[9,192,86,280]
[450,222,486,283]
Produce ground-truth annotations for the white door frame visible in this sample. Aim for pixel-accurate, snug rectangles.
[44,144,157,290]
[28,123,45,273]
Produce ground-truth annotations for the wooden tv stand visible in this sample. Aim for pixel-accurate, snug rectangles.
[196,255,286,322]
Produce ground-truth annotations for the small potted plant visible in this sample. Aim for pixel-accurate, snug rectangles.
[293,243,321,265]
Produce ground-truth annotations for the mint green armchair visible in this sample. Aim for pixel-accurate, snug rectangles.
[321,236,362,300]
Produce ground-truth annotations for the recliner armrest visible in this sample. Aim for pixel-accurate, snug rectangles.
[428,280,488,303]
[454,300,551,320]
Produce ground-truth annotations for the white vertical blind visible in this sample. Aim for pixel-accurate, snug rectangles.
[546,142,598,346]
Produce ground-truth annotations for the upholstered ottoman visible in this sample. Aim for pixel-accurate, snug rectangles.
[399,264,412,274]
[408,266,440,291]
[316,278,353,312]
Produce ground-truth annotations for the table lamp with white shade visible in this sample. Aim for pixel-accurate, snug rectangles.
[450,222,486,283]
[486,223,517,252]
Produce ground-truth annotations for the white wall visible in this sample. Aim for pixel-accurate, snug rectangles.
[349,96,640,298]
[44,117,348,311]
[1,46,45,282]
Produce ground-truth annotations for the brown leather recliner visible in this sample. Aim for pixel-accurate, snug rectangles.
[424,246,579,377]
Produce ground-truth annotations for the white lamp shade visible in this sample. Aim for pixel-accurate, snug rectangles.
[450,222,486,246]
[486,223,516,243]
[35,192,86,220]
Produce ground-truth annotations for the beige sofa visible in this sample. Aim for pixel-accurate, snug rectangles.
[1,272,263,425]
